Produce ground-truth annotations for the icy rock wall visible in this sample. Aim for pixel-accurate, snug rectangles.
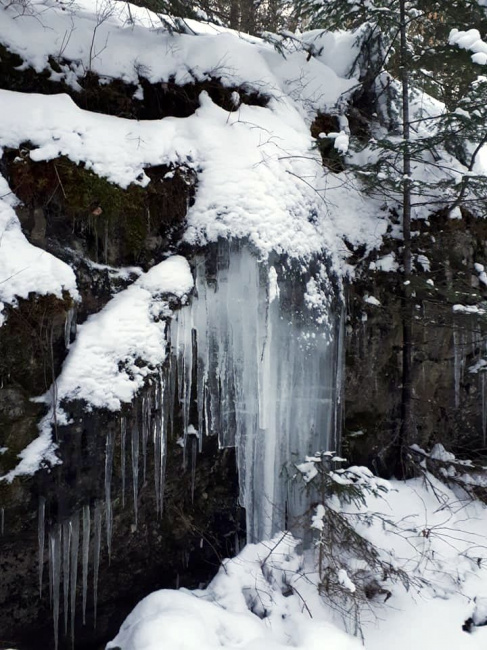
[170,241,342,542]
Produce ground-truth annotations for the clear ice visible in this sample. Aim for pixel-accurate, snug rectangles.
[169,242,341,541]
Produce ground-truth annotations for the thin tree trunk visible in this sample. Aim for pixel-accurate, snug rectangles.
[229,0,240,30]
[240,0,256,34]
[397,0,413,477]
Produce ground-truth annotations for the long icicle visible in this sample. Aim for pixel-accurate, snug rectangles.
[70,512,80,648]
[81,505,90,626]
[62,519,72,636]
[49,524,62,650]
[121,417,127,508]
[105,429,115,563]
[131,421,139,530]
[93,502,102,628]
[38,497,46,597]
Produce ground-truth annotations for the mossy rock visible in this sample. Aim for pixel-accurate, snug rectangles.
[3,151,197,267]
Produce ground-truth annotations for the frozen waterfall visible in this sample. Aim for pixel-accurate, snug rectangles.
[170,241,342,542]
[38,241,343,649]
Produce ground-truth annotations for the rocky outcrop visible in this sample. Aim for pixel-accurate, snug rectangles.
[344,209,487,474]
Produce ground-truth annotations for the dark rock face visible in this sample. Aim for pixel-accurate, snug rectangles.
[0,322,242,650]
[344,210,487,474]
[0,401,241,650]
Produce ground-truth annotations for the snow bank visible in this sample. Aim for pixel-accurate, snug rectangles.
[54,255,193,411]
[108,477,487,650]
[107,533,361,650]
[0,0,355,110]
[0,0,387,268]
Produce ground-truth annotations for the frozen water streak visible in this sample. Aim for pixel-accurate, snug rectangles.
[170,242,341,542]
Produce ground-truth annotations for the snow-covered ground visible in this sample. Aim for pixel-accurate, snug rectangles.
[107,476,487,650]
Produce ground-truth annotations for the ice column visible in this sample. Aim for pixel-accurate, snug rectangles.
[105,430,115,561]
[81,505,90,626]
[170,241,341,542]
[93,502,102,626]
[38,497,46,596]
[49,524,62,650]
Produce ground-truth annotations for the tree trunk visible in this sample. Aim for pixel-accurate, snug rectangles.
[397,0,413,477]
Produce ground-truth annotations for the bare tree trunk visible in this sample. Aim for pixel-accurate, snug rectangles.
[240,0,256,33]
[397,0,413,477]
[229,0,240,29]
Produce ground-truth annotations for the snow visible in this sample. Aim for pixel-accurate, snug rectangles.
[374,253,397,272]
[50,255,193,411]
[333,131,350,154]
[364,295,381,306]
[108,476,487,650]
[296,461,319,483]
[474,263,487,286]
[449,205,463,219]
[453,304,486,315]
[0,0,373,485]
[0,173,79,321]
[311,504,325,531]
[0,0,356,109]
[416,254,430,272]
[337,569,356,593]
[0,0,388,272]
[2,2,487,648]
[108,532,362,650]
[450,28,487,64]
[300,29,363,79]
[0,82,351,264]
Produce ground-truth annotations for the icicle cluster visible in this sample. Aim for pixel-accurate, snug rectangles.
[37,241,342,646]
[170,241,342,541]
[38,372,169,649]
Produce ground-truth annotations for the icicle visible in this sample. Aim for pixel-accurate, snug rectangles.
[170,242,341,542]
[38,497,46,597]
[142,394,150,483]
[333,304,346,452]
[121,417,127,508]
[131,422,139,529]
[104,429,115,562]
[62,519,72,635]
[153,374,166,516]
[70,512,80,648]
[93,502,102,627]
[64,306,77,349]
[49,524,62,650]
[166,352,176,439]
[81,505,90,626]
[189,434,197,502]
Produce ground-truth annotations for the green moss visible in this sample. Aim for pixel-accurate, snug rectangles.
[56,157,148,256]
[4,148,198,266]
